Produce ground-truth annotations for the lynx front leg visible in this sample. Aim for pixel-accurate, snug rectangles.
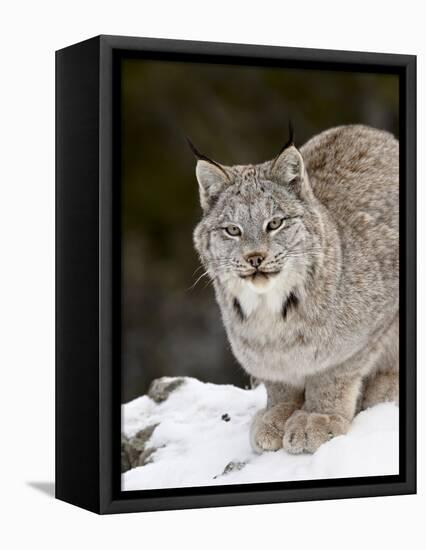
[283,369,362,454]
[250,382,304,453]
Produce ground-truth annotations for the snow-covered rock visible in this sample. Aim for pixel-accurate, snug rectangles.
[122,377,399,491]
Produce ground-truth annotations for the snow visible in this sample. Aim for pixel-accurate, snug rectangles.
[122,377,399,491]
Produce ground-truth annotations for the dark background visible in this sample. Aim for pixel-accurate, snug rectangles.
[120,58,398,403]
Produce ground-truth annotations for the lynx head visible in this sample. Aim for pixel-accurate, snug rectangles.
[192,134,320,302]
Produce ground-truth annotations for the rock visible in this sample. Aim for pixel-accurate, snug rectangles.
[137,447,156,467]
[214,461,247,479]
[121,377,187,473]
[148,377,186,403]
[121,436,132,473]
[121,424,158,472]
[222,461,246,475]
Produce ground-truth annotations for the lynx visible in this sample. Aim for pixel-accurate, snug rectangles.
[192,125,398,454]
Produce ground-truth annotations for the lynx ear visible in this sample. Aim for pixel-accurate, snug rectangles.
[270,145,310,198]
[271,145,304,184]
[196,160,230,210]
[187,139,231,210]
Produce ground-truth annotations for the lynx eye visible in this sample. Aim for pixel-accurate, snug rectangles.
[266,217,283,232]
[225,225,242,237]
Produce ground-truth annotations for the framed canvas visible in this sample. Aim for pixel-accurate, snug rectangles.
[55,35,416,514]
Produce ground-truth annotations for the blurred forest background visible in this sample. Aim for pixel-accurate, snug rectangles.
[121,58,398,403]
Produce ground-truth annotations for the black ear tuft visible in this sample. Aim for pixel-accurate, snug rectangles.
[186,137,231,181]
[277,120,295,155]
[186,137,220,166]
[186,137,205,161]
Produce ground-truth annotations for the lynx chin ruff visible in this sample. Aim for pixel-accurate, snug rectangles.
[192,125,399,454]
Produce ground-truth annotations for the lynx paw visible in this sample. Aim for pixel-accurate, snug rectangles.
[283,410,350,454]
[250,408,284,453]
[250,403,297,453]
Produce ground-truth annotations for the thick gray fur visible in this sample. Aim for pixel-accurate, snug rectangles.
[193,125,399,454]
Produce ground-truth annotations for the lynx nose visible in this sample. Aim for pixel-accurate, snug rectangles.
[246,253,265,268]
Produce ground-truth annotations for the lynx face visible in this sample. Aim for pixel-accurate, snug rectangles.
[193,145,319,300]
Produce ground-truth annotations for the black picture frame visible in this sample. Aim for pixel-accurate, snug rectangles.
[55,35,416,514]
